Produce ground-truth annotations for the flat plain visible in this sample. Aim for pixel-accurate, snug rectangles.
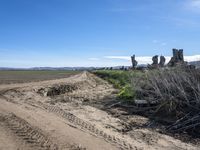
[0,70,80,84]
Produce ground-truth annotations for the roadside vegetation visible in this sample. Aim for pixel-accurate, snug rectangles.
[92,70,144,101]
[93,68,200,137]
[136,68,200,115]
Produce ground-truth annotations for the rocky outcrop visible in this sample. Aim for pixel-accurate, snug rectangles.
[152,55,158,65]
[159,56,166,67]
[148,55,166,69]
[130,48,188,70]
[150,55,159,68]
[131,55,138,69]
[168,49,186,67]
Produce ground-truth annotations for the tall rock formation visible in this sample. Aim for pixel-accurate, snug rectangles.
[168,49,186,67]
[131,55,138,69]
[159,56,166,67]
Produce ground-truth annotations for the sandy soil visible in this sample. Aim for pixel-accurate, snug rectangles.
[0,71,199,150]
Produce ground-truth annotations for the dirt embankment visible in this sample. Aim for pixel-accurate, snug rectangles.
[0,71,199,150]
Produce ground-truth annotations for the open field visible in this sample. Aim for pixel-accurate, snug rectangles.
[0,70,80,84]
[0,71,199,150]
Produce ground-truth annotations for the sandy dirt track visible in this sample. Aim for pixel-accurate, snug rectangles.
[0,72,199,150]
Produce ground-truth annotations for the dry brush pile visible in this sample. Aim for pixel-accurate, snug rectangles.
[133,67,200,136]
[93,68,200,136]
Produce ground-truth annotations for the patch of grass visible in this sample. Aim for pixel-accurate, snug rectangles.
[118,85,136,100]
[93,70,144,101]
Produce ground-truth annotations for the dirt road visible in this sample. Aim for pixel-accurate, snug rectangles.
[0,72,199,150]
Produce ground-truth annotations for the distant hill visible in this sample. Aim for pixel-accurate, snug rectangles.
[0,61,200,71]
[189,61,200,68]
[0,67,97,71]
[0,66,132,71]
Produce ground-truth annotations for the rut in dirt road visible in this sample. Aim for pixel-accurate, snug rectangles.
[0,113,58,150]
[39,103,136,150]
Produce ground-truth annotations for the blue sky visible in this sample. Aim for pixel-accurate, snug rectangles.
[0,0,200,67]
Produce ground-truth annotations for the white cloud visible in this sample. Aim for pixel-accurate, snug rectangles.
[185,55,200,62]
[104,56,130,60]
[161,42,167,46]
[184,0,200,12]
[189,0,200,8]
[152,40,167,46]
[152,40,158,43]
[88,58,100,61]
[104,55,200,65]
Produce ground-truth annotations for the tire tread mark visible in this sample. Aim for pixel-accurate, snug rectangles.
[40,103,136,150]
[0,113,58,150]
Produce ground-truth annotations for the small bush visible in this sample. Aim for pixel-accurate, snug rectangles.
[117,85,136,101]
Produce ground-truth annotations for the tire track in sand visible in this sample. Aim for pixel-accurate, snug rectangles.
[0,113,58,150]
[38,102,138,150]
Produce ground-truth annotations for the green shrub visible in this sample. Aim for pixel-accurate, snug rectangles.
[117,85,136,101]
[93,70,143,101]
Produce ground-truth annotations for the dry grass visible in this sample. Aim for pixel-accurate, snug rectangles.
[130,67,200,136]
[134,68,200,116]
